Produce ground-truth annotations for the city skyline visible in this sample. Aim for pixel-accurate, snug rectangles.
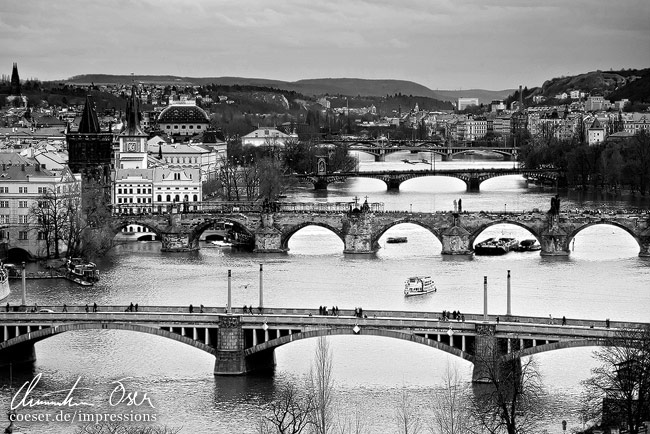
[1,0,649,91]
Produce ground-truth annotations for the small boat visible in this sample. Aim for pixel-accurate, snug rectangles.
[404,276,437,297]
[0,262,10,303]
[513,239,541,252]
[65,258,99,283]
[386,237,408,244]
[210,240,233,247]
[474,238,518,255]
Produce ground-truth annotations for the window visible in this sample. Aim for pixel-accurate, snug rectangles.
[0,215,9,224]
[18,231,28,240]
[137,188,141,194]
[118,188,122,194]
[19,201,28,208]
[37,232,46,240]
[0,201,8,208]
[0,187,8,193]
[19,187,27,194]
[19,215,28,224]
[157,195,162,202]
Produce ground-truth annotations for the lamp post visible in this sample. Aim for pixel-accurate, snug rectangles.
[504,203,507,214]
[21,262,26,306]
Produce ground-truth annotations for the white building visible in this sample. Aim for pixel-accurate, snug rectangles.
[457,98,479,111]
[241,127,298,147]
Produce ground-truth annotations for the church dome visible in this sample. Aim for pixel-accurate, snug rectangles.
[158,105,209,124]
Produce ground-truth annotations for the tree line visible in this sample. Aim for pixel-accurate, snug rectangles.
[519,130,650,194]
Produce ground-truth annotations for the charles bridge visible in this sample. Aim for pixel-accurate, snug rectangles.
[294,167,560,191]
[1,305,647,382]
[110,204,650,257]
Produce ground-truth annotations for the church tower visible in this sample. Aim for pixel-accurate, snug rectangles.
[10,63,20,96]
[117,85,148,169]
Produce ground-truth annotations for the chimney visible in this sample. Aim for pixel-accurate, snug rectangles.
[35,164,40,172]
[21,164,25,171]
[519,85,523,108]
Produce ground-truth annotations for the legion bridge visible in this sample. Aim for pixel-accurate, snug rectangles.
[109,205,650,257]
[294,167,561,191]
[1,306,647,382]
[323,139,520,162]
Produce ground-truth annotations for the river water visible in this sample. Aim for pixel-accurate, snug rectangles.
[1,151,649,433]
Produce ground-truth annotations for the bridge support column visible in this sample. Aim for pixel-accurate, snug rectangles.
[375,154,386,163]
[160,232,199,252]
[386,179,401,191]
[467,177,481,192]
[254,213,285,253]
[0,342,36,367]
[313,178,329,190]
[441,221,472,255]
[214,315,246,375]
[540,226,570,256]
[442,154,453,162]
[639,235,650,257]
[342,213,378,254]
[472,323,520,383]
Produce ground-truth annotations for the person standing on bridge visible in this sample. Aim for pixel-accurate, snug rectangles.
[453,199,457,213]
[93,302,98,313]
[458,198,462,213]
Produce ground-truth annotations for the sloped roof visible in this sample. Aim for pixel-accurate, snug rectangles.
[78,96,102,133]
[158,104,210,124]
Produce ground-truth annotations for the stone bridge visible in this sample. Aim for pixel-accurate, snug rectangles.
[1,306,646,382]
[294,168,560,191]
[110,207,650,257]
[323,139,520,162]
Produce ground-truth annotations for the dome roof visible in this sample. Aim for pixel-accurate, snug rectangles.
[158,105,210,124]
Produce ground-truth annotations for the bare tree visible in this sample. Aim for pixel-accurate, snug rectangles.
[75,424,182,434]
[311,337,334,434]
[394,387,423,434]
[429,364,474,434]
[581,326,650,433]
[470,351,545,434]
[261,381,315,434]
[334,403,367,434]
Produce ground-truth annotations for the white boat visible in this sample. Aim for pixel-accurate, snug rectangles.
[0,262,10,303]
[210,240,233,247]
[404,276,437,297]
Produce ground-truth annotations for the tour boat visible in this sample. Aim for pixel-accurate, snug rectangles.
[65,258,100,283]
[210,240,233,247]
[513,239,541,252]
[0,263,10,303]
[404,276,437,297]
[386,236,408,244]
[474,237,519,255]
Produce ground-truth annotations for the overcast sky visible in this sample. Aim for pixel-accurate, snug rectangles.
[1,0,648,90]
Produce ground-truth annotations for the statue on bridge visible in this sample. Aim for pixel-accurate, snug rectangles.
[547,194,561,226]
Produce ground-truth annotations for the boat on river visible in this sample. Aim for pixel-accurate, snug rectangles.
[0,263,10,303]
[474,238,519,255]
[513,239,541,252]
[209,240,233,247]
[404,276,437,297]
[386,237,408,244]
[65,258,99,284]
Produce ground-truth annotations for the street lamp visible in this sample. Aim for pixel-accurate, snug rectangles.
[504,203,507,214]
[410,203,412,213]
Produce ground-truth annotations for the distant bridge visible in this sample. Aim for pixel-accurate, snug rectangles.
[1,306,646,382]
[321,139,520,162]
[294,167,561,191]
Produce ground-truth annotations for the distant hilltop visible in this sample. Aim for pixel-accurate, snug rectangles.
[65,74,515,105]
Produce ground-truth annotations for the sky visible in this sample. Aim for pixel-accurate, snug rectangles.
[1,0,649,91]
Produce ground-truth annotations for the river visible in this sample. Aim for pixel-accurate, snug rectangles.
[1,151,649,433]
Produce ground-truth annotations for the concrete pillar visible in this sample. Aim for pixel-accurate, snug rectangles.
[313,178,329,190]
[252,329,258,346]
[205,328,210,346]
[639,235,650,257]
[483,276,488,321]
[462,335,466,352]
[467,177,481,192]
[506,270,512,316]
[442,154,453,162]
[214,315,246,375]
[472,323,498,383]
[386,178,401,191]
[0,342,36,367]
[264,329,269,342]
[193,328,198,341]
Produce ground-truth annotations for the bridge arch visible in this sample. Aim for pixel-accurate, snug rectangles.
[190,217,255,245]
[373,219,444,247]
[110,220,164,239]
[469,220,542,248]
[0,322,216,357]
[280,223,345,251]
[502,339,609,361]
[244,327,474,363]
[566,221,644,255]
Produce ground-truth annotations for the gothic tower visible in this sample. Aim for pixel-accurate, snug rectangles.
[10,63,20,96]
[66,95,114,194]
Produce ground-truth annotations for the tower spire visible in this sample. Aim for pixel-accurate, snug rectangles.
[78,95,101,134]
[10,62,21,96]
[125,85,144,136]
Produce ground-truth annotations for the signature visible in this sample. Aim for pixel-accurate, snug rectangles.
[109,378,155,408]
[11,373,94,409]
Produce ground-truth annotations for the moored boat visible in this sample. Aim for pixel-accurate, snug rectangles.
[65,258,99,283]
[209,240,233,247]
[513,239,541,252]
[404,276,437,296]
[0,262,10,303]
[474,237,518,255]
[386,237,408,244]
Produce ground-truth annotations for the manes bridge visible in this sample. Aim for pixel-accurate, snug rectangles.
[108,205,650,257]
[294,167,561,191]
[323,139,520,162]
[1,306,647,382]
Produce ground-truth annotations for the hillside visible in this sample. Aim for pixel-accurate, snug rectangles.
[65,74,509,103]
[537,69,650,103]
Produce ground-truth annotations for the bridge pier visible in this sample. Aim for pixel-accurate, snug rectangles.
[442,154,453,162]
[214,316,276,375]
[639,235,650,257]
[441,222,472,255]
[375,154,386,163]
[342,214,378,254]
[472,323,521,383]
[313,178,329,190]
[467,177,481,192]
[0,342,36,367]
[254,214,286,253]
[160,232,199,252]
[540,228,570,256]
[386,179,401,191]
